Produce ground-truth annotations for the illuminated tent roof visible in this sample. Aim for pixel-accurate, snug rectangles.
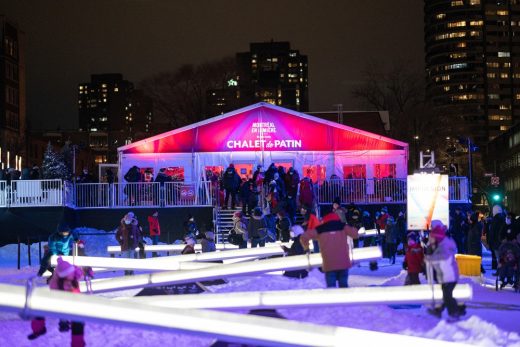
[119,103,408,154]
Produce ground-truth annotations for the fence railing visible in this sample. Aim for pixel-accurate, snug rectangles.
[7,179,63,207]
[0,177,470,208]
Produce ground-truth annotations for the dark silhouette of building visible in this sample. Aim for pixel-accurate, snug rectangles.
[0,16,26,170]
[307,110,390,137]
[78,74,153,163]
[208,41,309,115]
[425,0,520,146]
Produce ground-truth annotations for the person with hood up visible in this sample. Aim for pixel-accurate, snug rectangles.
[299,176,315,208]
[38,222,78,277]
[248,207,268,248]
[116,212,140,275]
[281,225,308,279]
[425,220,466,321]
[403,232,424,285]
[28,257,86,346]
[300,212,359,288]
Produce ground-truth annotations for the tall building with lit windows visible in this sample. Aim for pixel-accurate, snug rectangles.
[425,0,520,145]
[78,74,153,163]
[0,16,26,170]
[236,41,309,112]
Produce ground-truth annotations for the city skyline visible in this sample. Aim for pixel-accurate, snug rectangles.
[1,0,424,130]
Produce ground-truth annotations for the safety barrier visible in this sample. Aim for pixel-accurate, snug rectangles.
[0,177,470,208]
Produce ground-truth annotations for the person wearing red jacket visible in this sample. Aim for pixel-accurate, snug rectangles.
[28,257,86,346]
[403,232,424,285]
[147,211,161,257]
[300,212,358,288]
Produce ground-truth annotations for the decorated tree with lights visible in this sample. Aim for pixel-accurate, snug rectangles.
[42,142,69,180]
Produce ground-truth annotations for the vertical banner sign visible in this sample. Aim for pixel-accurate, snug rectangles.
[407,174,449,230]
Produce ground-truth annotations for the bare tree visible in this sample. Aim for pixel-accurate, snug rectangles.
[140,57,237,129]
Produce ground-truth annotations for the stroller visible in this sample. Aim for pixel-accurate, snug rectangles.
[495,241,520,292]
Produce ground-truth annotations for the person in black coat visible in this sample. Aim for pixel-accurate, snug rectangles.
[222,164,240,209]
[281,225,308,279]
[467,212,485,273]
[276,210,292,242]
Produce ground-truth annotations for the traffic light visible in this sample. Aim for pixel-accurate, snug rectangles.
[492,193,502,202]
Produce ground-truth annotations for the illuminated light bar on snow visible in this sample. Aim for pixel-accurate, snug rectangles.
[357,227,384,237]
[106,241,292,254]
[51,255,219,272]
[80,247,382,293]
[0,283,460,347]
[53,247,288,272]
[123,284,472,309]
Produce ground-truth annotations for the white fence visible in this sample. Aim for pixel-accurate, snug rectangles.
[0,177,470,208]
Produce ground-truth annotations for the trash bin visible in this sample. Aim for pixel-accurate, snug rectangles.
[455,254,481,276]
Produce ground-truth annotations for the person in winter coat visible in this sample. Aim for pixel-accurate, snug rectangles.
[385,216,399,264]
[232,211,249,249]
[182,235,196,254]
[28,257,86,347]
[147,211,161,257]
[276,210,292,242]
[403,232,424,285]
[281,225,308,279]
[488,205,506,270]
[395,211,407,253]
[199,223,216,253]
[300,212,359,288]
[116,212,140,275]
[240,179,255,216]
[222,164,241,209]
[183,214,199,239]
[38,222,78,276]
[299,176,314,208]
[332,197,347,223]
[301,204,320,253]
[497,231,520,288]
[285,167,300,223]
[467,212,485,273]
[425,220,465,320]
[248,207,267,248]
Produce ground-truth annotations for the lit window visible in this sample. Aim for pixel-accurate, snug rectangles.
[470,20,483,26]
[436,13,446,19]
[457,42,467,48]
[114,87,119,92]
[500,126,509,131]
[497,10,509,16]
[101,84,107,88]
[446,63,467,70]
[442,75,451,81]
[469,0,480,4]
[444,86,451,91]
[501,73,509,78]
[498,51,511,57]
[487,62,500,68]
[488,94,500,100]
[516,94,520,99]
[504,62,511,67]
[469,31,480,37]
[488,72,497,78]
[449,52,467,58]
[500,104,511,110]
[79,86,84,90]
[447,21,466,28]
[451,0,463,6]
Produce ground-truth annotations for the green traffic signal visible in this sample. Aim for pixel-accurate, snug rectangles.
[492,194,502,202]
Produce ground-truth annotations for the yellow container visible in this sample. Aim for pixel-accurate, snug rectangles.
[455,254,482,276]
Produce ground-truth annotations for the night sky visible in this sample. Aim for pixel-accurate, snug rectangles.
[2,0,424,130]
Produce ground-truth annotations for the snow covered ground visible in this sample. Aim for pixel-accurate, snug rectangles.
[0,228,519,347]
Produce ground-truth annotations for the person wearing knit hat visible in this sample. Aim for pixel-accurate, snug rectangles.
[28,257,86,346]
[425,220,466,321]
[403,232,424,285]
[300,212,359,288]
[281,225,309,279]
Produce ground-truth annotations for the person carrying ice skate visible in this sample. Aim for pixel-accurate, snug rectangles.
[425,220,466,321]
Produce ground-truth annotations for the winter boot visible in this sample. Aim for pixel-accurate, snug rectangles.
[427,307,443,318]
[59,320,70,332]
[28,318,47,340]
[71,334,86,347]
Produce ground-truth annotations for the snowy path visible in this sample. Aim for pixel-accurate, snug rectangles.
[0,235,519,346]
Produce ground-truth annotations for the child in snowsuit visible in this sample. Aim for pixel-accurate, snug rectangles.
[28,257,86,346]
[425,220,466,321]
[403,232,424,285]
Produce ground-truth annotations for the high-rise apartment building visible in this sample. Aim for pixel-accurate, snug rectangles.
[425,0,520,145]
[0,16,26,170]
[238,41,309,112]
[78,73,152,163]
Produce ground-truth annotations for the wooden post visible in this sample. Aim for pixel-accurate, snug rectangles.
[27,237,31,266]
[17,236,20,270]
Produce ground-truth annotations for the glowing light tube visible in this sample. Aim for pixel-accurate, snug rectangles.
[106,242,291,254]
[357,227,384,237]
[81,247,382,293]
[0,283,462,347]
[122,284,472,309]
[51,255,220,272]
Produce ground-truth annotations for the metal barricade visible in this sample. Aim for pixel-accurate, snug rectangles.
[9,179,63,207]
[164,181,212,207]
[449,176,470,203]
[0,180,6,207]
[74,183,110,208]
[114,182,160,208]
